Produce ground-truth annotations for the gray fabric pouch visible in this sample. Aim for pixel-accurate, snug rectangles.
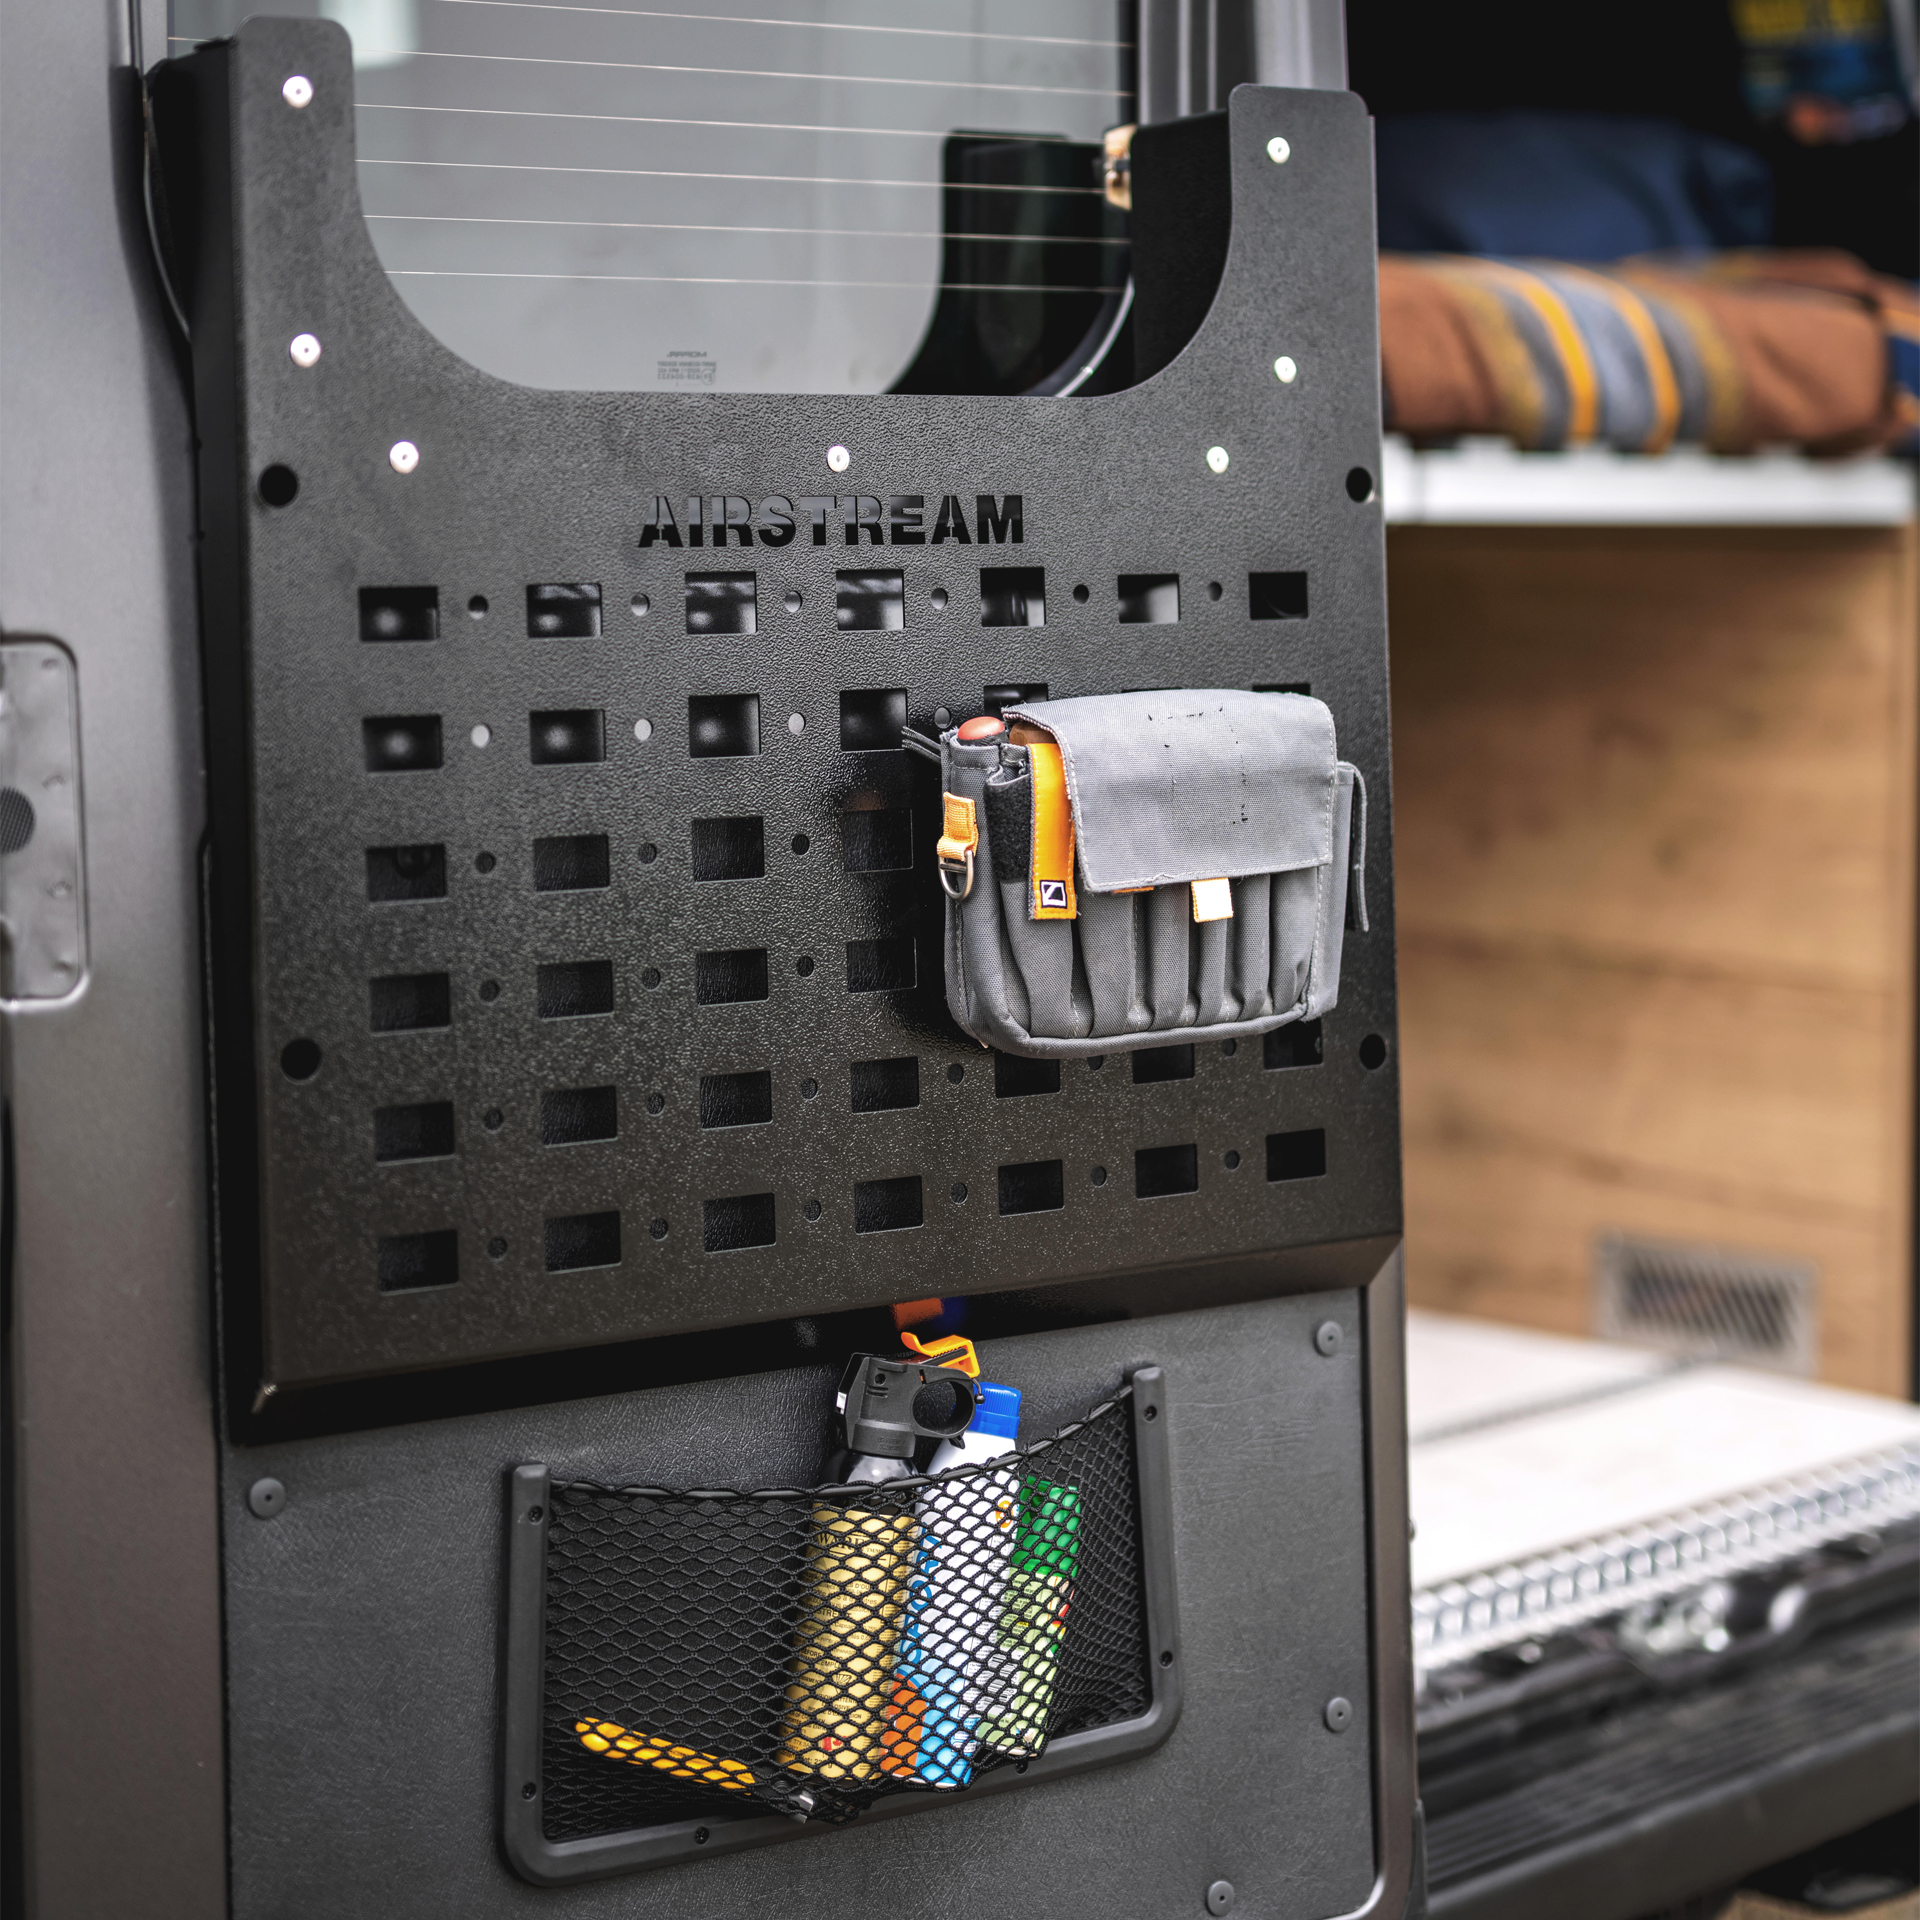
[922,689,1367,1058]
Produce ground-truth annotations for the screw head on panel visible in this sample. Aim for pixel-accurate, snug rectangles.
[1274,355,1297,384]
[787,712,804,736]
[1207,1881,1237,1915]
[826,444,851,472]
[1206,445,1229,473]
[1266,134,1290,163]
[289,332,322,368]
[1324,1696,1353,1732]
[282,73,313,107]
[1314,1320,1342,1356]
[633,717,653,742]
[388,439,420,475]
[470,723,491,748]
[247,1477,286,1519]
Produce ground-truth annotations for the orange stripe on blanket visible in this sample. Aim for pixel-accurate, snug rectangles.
[1473,261,1601,445]
[1565,266,1683,453]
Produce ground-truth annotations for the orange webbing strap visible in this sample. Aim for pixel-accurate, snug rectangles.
[936,793,977,866]
[1028,740,1077,920]
[900,1330,981,1379]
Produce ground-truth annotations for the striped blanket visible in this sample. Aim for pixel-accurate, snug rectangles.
[1380,249,1920,457]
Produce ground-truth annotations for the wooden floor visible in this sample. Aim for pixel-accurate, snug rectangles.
[1390,525,1919,1397]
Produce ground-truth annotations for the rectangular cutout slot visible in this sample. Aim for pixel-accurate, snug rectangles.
[370,971,451,1032]
[373,1100,456,1164]
[998,1158,1064,1215]
[377,1228,458,1293]
[851,1056,920,1112]
[980,568,1045,628]
[363,715,442,773]
[530,710,605,765]
[537,960,615,1019]
[684,573,757,636]
[690,816,765,881]
[688,693,760,759]
[1117,574,1180,624]
[545,1209,622,1271]
[699,1069,774,1129]
[1132,1044,1195,1084]
[1267,1127,1327,1181]
[1254,681,1311,697]
[854,1174,924,1234]
[839,688,908,752]
[841,806,913,874]
[365,843,447,903]
[1135,1142,1199,1198]
[836,570,904,632]
[526,583,603,638]
[983,682,1047,717]
[847,936,915,993]
[704,1192,776,1252]
[532,833,611,892]
[359,586,438,642]
[540,1085,618,1146]
[1265,1019,1324,1070]
[994,1052,1061,1098]
[695,948,769,1005]
[1250,572,1309,621]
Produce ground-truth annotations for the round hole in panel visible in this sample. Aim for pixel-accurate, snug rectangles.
[279,1038,322,1081]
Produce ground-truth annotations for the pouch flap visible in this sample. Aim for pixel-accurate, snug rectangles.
[1005,690,1338,892]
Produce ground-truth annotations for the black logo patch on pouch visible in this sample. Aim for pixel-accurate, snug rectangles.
[1039,879,1068,909]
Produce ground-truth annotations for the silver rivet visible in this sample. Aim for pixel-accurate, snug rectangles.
[282,73,314,108]
[1266,135,1290,164]
[633,717,653,742]
[1324,1696,1353,1732]
[826,444,850,472]
[933,706,953,728]
[630,592,650,617]
[247,1477,286,1519]
[289,332,322,368]
[787,712,804,736]
[470,723,491,748]
[1206,445,1229,474]
[1274,355,1297,384]
[388,439,419,475]
[1207,1882,1237,1916]
[1314,1320,1342,1356]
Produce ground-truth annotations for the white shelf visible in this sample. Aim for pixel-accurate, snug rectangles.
[1380,434,1917,527]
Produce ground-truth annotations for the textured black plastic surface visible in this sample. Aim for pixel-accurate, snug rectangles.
[175,22,1397,1393]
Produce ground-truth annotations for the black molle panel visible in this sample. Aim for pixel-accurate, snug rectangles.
[363,715,441,772]
[1118,574,1180,624]
[995,1051,1062,1098]
[1133,1044,1196,1084]
[690,816,764,881]
[981,567,1045,627]
[545,1210,622,1271]
[529,710,604,765]
[1266,1019,1324,1069]
[1136,1142,1199,1198]
[999,1158,1065,1215]
[698,1069,773,1130]
[531,833,610,892]
[840,805,912,873]
[684,573,756,636]
[373,1100,456,1163]
[370,971,451,1031]
[540,1085,618,1146]
[1268,1128,1328,1181]
[694,948,769,1004]
[1255,680,1312,696]
[526,582,602,638]
[376,1228,458,1292]
[358,585,438,642]
[853,1174,923,1233]
[850,1055,919,1112]
[365,843,446,903]
[1250,571,1309,620]
[836,570,904,631]
[188,31,1398,1389]
[839,687,907,751]
[687,694,759,759]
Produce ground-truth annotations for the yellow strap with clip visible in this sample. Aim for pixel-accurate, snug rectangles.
[900,1330,981,1379]
[1028,740,1077,920]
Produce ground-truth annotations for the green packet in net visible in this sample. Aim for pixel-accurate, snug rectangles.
[975,1481,1080,1756]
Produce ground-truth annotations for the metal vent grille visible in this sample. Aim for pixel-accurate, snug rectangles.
[1595,1234,1817,1376]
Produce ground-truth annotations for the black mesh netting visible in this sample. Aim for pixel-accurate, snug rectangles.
[539,1390,1152,1838]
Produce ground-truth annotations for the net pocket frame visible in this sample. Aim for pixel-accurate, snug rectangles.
[501,1369,1179,1884]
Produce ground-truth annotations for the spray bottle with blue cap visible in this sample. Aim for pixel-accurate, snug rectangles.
[880,1333,1025,1787]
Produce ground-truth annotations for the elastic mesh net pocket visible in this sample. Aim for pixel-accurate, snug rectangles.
[539,1390,1150,1837]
